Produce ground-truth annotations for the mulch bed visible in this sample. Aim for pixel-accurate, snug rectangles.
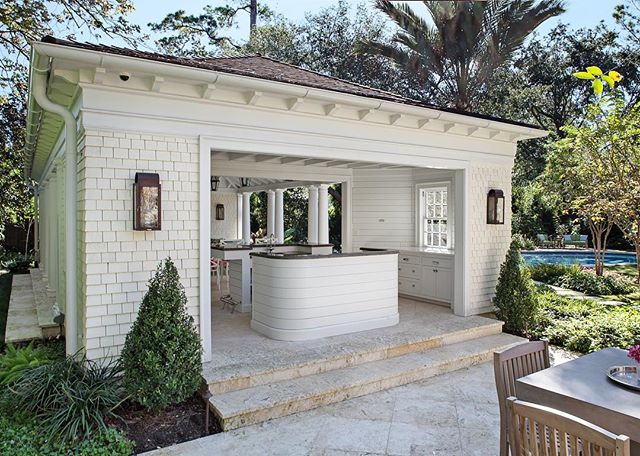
[110,393,221,454]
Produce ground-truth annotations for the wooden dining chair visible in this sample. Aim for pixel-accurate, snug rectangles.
[494,341,550,456]
[507,397,630,456]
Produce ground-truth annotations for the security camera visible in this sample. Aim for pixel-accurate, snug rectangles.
[119,72,130,82]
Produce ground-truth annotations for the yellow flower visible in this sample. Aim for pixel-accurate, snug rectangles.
[609,70,623,82]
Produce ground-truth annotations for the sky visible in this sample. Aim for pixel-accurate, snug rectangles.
[123,0,624,47]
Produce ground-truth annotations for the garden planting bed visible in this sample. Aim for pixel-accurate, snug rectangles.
[111,393,220,454]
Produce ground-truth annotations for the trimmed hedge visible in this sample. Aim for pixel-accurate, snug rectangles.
[528,264,634,296]
[532,290,640,353]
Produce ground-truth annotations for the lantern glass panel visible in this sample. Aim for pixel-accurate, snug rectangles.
[140,187,159,228]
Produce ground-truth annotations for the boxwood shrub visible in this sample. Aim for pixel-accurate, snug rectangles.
[532,290,640,353]
[528,264,634,296]
[120,258,202,410]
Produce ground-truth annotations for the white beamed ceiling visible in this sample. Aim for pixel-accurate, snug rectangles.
[213,151,411,170]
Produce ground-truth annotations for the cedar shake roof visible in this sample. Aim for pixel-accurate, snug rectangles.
[40,36,540,130]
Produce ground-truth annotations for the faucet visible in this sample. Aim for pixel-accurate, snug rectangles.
[266,233,276,255]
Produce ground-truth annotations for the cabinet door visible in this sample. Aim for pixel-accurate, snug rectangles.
[421,266,438,300]
[435,267,453,302]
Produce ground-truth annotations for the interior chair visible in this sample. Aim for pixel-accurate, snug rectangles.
[494,341,550,456]
[507,397,630,456]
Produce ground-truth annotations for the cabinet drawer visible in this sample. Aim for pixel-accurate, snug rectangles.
[398,264,421,279]
[398,254,421,265]
[398,278,420,295]
[421,256,454,269]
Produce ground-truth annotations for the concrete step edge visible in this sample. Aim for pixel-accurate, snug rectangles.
[206,319,504,395]
[209,333,523,430]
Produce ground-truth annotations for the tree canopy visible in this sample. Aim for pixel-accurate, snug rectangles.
[358,0,565,110]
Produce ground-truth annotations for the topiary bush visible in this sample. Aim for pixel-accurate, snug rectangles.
[120,258,202,410]
[494,240,539,336]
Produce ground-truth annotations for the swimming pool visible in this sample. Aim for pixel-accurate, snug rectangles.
[522,250,637,267]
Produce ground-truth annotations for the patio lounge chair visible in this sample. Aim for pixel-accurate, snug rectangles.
[507,397,630,456]
[494,341,550,456]
[563,234,588,248]
[536,234,555,248]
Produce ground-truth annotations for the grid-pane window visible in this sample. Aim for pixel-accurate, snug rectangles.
[422,187,448,248]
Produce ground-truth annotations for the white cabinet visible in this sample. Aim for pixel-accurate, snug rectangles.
[397,251,453,305]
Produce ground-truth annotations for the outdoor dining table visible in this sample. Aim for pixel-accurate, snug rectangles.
[516,348,640,455]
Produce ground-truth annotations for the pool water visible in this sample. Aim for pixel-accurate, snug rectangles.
[522,250,637,267]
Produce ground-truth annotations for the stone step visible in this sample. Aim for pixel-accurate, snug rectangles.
[30,269,61,338]
[205,318,503,395]
[208,332,523,431]
[5,274,40,343]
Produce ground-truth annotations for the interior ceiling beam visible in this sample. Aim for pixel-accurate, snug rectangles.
[304,158,330,166]
[254,155,280,162]
[324,160,355,167]
[280,157,308,164]
[234,180,329,193]
[227,152,252,161]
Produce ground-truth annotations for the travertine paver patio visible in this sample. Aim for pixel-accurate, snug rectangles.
[147,362,502,456]
[146,347,576,456]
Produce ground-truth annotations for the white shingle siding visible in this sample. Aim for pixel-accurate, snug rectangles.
[467,165,512,313]
[78,128,200,360]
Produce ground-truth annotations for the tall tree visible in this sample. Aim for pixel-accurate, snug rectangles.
[0,0,140,243]
[243,1,417,97]
[149,1,272,56]
[358,0,565,110]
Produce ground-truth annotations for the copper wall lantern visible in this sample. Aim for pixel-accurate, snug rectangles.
[133,172,161,230]
[487,189,505,225]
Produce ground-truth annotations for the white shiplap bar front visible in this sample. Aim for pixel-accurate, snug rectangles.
[250,252,399,341]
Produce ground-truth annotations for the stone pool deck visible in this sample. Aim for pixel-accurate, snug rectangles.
[145,348,576,456]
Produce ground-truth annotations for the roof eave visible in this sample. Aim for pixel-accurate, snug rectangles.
[31,40,548,144]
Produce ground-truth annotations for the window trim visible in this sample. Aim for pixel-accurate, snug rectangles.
[416,182,454,249]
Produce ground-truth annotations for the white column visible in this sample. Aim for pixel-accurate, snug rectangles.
[318,184,329,245]
[47,173,58,293]
[307,186,318,244]
[242,192,251,244]
[267,190,275,237]
[39,186,46,275]
[236,193,243,240]
[275,188,284,244]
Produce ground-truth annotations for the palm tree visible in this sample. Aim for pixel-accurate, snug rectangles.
[359,0,565,111]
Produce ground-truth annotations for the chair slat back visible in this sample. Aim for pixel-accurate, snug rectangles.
[507,397,630,456]
[494,341,550,409]
[494,341,551,456]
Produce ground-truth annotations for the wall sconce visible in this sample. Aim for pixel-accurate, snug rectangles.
[211,176,220,192]
[133,173,161,230]
[487,189,505,225]
[216,204,225,220]
[240,177,251,187]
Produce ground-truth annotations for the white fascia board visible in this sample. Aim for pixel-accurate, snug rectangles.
[32,41,548,141]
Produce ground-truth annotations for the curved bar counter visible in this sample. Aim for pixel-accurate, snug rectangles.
[250,251,399,341]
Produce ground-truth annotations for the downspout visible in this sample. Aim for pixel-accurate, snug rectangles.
[31,65,78,356]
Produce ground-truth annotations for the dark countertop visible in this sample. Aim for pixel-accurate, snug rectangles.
[211,245,252,251]
[360,246,454,255]
[251,250,398,260]
[212,243,334,251]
